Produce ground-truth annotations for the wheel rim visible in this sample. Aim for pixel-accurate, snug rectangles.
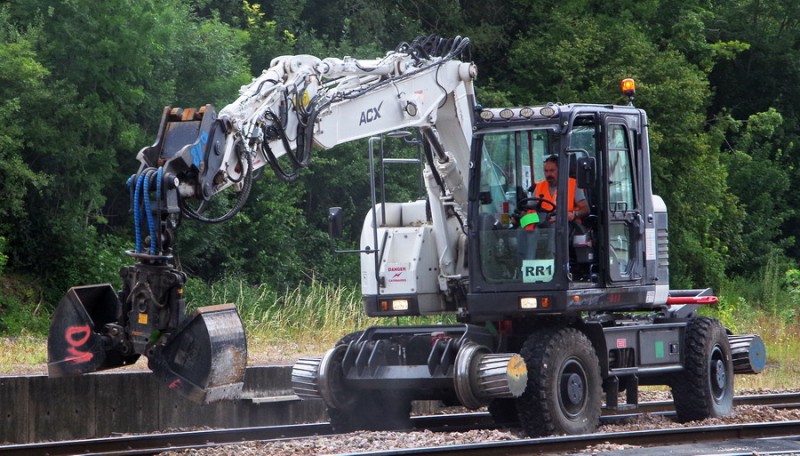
[709,345,727,401]
[559,358,588,417]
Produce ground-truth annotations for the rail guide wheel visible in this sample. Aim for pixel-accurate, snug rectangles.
[318,344,411,432]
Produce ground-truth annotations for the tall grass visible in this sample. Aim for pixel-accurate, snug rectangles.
[184,276,452,359]
[708,257,800,390]
[3,269,797,391]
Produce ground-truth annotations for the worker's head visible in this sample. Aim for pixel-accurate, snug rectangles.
[543,155,558,186]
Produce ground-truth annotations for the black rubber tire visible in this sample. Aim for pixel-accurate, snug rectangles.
[671,317,734,422]
[516,327,602,436]
[328,391,412,432]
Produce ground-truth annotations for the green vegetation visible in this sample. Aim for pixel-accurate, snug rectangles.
[3,278,797,391]
[1,0,800,302]
[0,1,799,389]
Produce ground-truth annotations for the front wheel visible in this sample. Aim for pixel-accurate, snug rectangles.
[516,327,602,436]
[671,317,734,422]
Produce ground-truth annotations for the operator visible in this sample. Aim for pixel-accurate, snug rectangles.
[528,155,589,226]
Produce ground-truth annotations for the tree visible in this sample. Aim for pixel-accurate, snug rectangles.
[0,8,50,244]
[3,0,251,297]
[503,4,740,287]
[722,108,793,273]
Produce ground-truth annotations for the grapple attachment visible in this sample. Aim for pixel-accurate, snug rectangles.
[47,267,248,404]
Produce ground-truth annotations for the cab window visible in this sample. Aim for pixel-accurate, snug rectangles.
[477,129,560,284]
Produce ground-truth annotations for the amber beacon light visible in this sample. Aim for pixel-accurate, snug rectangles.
[621,78,636,97]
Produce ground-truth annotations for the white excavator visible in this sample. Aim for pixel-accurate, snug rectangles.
[47,36,765,436]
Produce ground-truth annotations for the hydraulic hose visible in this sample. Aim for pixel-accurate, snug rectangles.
[133,173,146,253]
[143,168,157,255]
[180,143,254,223]
[155,166,163,253]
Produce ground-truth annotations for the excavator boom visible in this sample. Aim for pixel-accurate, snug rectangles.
[47,36,480,403]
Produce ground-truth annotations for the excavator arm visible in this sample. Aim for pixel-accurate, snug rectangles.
[47,36,478,402]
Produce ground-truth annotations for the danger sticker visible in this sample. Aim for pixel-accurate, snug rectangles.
[386,263,410,283]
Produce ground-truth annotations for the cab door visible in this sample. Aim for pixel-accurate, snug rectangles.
[602,116,643,283]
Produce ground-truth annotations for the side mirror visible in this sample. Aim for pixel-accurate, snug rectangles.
[328,207,344,239]
[576,157,596,188]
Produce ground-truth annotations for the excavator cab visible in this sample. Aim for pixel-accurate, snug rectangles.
[466,104,666,318]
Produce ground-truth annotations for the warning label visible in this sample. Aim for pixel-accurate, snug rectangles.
[386,263,410,283]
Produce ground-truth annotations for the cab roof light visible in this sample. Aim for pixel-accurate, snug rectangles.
[621,78,636,106]
[621,78,636,96]
[539,106,557,117]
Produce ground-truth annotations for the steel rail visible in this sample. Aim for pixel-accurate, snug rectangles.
[617,392,800,415]
[346,422,800,455]
[2,393,799,456]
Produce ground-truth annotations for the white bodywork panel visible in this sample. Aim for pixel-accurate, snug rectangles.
[360,200,455,313]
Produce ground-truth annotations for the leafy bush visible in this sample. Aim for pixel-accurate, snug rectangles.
[0,274,50,336]
[0,236,7,274]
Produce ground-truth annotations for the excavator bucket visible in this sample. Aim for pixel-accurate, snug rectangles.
[48,284,247,404]
[148,303,247,403]
[47,284,140,377]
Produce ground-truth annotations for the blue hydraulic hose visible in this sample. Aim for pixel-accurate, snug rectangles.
[133,173,146,253]
[155,167,163,254]
[143,169,157,255]
[127,175,137,252]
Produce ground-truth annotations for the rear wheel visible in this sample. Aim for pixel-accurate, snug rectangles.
[671,317,734,422]
[516,327,602,436]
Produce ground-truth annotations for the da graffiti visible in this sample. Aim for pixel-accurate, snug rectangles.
[64,325,94,364]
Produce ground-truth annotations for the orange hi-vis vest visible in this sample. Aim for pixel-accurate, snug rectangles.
[524,178,577,231]
[533,178,577,212]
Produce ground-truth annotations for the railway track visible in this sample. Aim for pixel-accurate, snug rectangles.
[2,393,799,456]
